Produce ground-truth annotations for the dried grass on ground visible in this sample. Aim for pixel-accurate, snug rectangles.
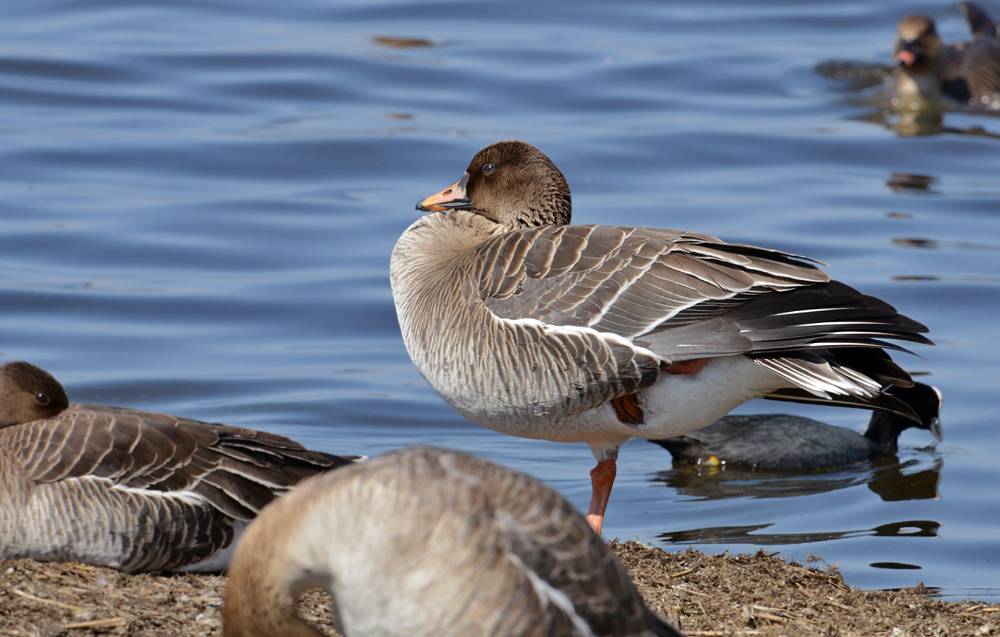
[1,542,995,636]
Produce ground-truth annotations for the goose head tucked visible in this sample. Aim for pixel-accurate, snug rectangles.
[0,361,70,427]
[223,446,682,637]
[893,15,948,98]
[416,141,571,229]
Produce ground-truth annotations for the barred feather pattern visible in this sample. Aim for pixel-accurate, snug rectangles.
[391,212,929,441]
[959,1,1000,101]
[225,447,680,637]
[392,214,662,437]
[0,404,357,573]
[961,38,1000,101]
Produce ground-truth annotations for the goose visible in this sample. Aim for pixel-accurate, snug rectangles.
[893,3,1000,105]
[0,361,359,573]
[651,382,942,470]
[389,141,931,534]
[223,446,682,637]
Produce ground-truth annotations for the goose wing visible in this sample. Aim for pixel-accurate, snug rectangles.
[961,39,1000,100]
[477,224,928,362]
[960,2,997,39]
[449,450,678,636]
[4,404,357,520]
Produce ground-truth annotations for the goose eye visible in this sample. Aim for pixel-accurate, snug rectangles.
[482,163,496,176]
[34,392,50,407]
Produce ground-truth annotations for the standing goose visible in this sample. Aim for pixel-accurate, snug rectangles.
[893,3,1000,105]
[224,446,682,637]
[0,361,359,573]
[390,141,931,534]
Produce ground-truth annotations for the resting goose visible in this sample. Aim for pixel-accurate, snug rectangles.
[652,382,942,470]
[390,141,931,534]
[894,3,1000,105]
[224,446,682,637]
[0,361,358,573]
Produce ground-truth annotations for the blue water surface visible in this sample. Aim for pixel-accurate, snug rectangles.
[1,0,998,598]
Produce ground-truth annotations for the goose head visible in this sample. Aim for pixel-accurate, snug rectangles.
[0,361,70,427]
[416,141,572,229]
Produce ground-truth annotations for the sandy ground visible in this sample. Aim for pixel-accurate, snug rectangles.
[0,541,995,637]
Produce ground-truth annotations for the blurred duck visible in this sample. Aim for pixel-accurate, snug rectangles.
[894,3,1000,105]
[0,361,359,573]
[224,446,682,637]
[652,382,942,470]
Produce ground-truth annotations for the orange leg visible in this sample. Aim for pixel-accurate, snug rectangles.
[585,458,617,535]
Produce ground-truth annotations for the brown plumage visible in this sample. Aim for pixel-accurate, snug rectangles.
[391,140,931,534]
[0,361,359,573]
[612,394,645,425]
[894,4,1000,105]
[224,447,682,637]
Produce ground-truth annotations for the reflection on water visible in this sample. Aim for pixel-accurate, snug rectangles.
[819,62,1000,137]
[659,519,941,546]
[853,108,1000,138]
[884,108,945,138]
[372,36,435,49]
[886,172,935,193]
[889,113,1000,139]
[893,236,1000,254]
[1,0,998,597]
[894,237,938,249]
[871,561,922,570]
[814,60,891,92]
[654,456,941,502]
[867,458,942,501]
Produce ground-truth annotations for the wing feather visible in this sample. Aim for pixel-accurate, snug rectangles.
[476,224,929,408]
[481,224,829,345]
[4,404,358,520]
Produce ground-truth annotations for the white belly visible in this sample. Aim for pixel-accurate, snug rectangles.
[637,356,784,437]
[568,356,786,452]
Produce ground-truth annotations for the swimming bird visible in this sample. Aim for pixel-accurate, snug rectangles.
[223,446,682,637]
[651,382,942,470]
[390,141,931,534]
[0,361,359,573]
[894,3,1000,105]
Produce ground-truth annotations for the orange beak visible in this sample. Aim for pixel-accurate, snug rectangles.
[896,49,917,68]
[415,174,471,212]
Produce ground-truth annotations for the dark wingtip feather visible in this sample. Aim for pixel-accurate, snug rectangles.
[727,280,933,354]
[764,387,921,423]
[960,2,997,37]
[708,240,828,269]
[165,422,361,520]
[829,347,913,387]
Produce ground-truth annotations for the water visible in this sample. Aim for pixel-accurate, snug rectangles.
[1,0,998,599]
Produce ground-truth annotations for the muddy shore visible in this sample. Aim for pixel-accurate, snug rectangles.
[1,541,994,636]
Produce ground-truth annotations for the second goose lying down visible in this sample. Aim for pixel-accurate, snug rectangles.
[652,382,942,470]
[224,446,682,637]
[390,141,931,534]
[0,361,359,573]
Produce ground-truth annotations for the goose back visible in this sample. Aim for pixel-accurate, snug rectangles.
[225,447,679,637]
[0,403,357,572]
